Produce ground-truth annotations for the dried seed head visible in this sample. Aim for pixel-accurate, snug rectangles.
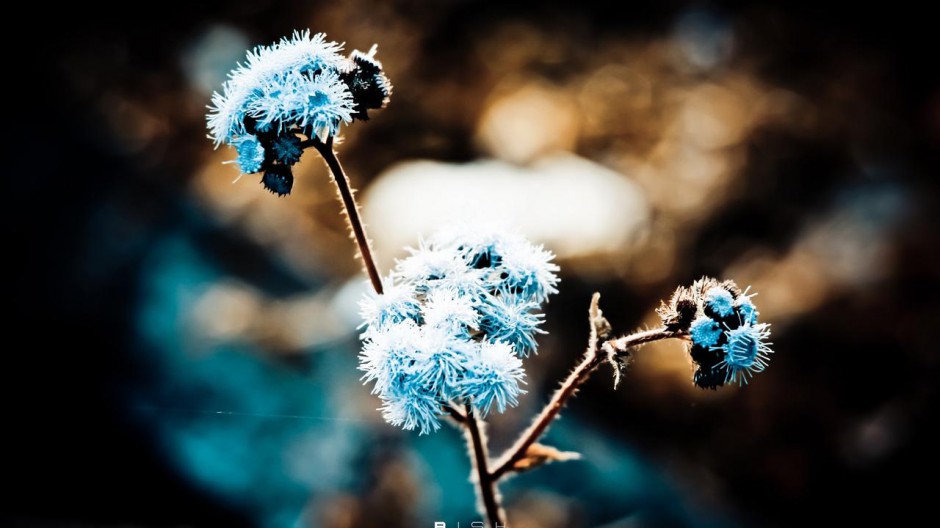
[662,277,774,388]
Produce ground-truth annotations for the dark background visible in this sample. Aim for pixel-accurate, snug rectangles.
[7,1,938,527]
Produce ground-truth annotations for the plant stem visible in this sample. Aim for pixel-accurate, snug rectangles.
[603,328,686,355]
[464,405,505,527]
[312,137,384,294]
[492,327,678,480]
[443,403,467,424]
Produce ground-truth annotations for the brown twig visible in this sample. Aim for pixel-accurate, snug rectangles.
[603,329,687,356]
[492,295,680,480]
[311,136,384,294]
[491,342,601,480]
[464,405,505,527]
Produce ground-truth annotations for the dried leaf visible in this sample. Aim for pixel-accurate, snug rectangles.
[511,443,581,473]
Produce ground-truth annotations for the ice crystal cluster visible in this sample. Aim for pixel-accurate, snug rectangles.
[207,31,391,195]
[359,227,560,434]
[658,277,773,388]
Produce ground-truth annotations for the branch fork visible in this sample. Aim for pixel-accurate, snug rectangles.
[313,141,685,527]
[446,294,685,526]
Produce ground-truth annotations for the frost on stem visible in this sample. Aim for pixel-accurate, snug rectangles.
[206,30,392,195]
[658,277,774,388]
[358,227,560,434]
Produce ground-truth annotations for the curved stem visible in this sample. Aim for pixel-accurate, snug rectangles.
[492,326,678,480]
[465,405,505,527]
[443,403,466,424]
[312,137,384,294]
[603,328,686,356]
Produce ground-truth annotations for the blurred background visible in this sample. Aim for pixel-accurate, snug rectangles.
[7,1,939,526]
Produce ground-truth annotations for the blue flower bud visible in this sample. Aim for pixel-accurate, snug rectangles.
[233,135,265,174]
[690,316,722,348]
[262,165,293,196]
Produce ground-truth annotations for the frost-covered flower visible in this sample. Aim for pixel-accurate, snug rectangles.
[394,243,474,292]
[208,31,350,146]
[359,279,422,332]
[734,293,760,325]
[233,135,265,174]
[478,293,545,356]
[206,31,392,192]
[430,225,560,303]
[704,286,735,318]
[422,287,480,337]
[659,277,773,389]
[690,316,722,348]
[457,341,525,416]
[717,323,772,384]
[412,326,473,396]
[252,68,354,140]
[359,321,422,397]
[380,389,443,435]
[358,227,559,433]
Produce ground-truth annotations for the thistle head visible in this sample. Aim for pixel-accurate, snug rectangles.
[358,227,559,433]
[660,277,773,388]
[206,31,392,194]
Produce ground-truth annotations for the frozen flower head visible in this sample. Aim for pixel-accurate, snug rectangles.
[358,226,559,433]
[658,277,773,388]
[232,135,265,174]
[206,31,392,195]
[432,225,560,303]
[458,341,525,416]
